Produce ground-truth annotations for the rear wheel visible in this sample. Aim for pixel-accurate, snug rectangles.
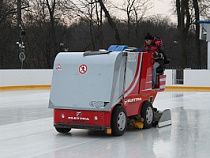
[55,127,71,133]
[111,106,127,136]
[141,101,154,129]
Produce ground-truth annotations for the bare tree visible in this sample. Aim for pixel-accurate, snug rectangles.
[45,0,58,67]
[57,0,103,50]
[98,0,121,44]
[21,0,63,68]
[116,0,152,45]
[192,0,201,66]
[0,0,16,25]
[176,0,191,68]
[175,0,210,68]
[199,0,210,20]
[0,1,16,68]
[95,1,103,48]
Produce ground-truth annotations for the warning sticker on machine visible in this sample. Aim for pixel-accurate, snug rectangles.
[79,64,88,74]
[56,64,62,70]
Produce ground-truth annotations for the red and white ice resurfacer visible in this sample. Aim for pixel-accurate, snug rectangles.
[49,45,171,136]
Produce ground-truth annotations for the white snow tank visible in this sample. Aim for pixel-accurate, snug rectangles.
[49,49,142,111]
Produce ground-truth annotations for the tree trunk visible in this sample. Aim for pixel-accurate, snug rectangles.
[46,0,57,68]
[95,2,103,48]
[176,0,190,68]
[17,0,21,27]
[98,0,121,44]
[193,0,201,67]
[89,1,95,50]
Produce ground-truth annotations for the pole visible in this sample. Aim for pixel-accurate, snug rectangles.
[17,0,26,69]
[208,42,210,69]
[198,21,210,69]
[207,25,210,69]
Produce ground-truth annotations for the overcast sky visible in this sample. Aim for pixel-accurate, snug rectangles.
[110,0,177,23]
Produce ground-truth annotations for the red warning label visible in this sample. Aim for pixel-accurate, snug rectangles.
[56,64,62,70]
[79,64,88,74]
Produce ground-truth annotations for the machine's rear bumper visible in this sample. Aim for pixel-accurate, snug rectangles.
[54,109,112,129]
[54,123,107,130]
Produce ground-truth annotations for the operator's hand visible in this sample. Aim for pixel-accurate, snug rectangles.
[157,53,163,59]
[153,51,163,59]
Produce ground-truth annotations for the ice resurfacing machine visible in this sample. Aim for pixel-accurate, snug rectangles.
[49,45,171,136]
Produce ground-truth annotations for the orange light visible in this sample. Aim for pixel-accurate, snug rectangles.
[140,118,144,122]
[106,128,112,134]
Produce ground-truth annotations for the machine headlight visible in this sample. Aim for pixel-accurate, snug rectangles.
[94,116,98,120]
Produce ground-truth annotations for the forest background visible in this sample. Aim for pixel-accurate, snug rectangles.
[0,0,210,69]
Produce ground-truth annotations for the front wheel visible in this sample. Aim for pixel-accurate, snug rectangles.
[55,127,71,133]
[141,101,154,129]
[111,106,127,136]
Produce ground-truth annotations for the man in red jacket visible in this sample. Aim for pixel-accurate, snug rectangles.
[144,33,169,88]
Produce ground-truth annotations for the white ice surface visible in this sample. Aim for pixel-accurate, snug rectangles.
[0,90,210,158]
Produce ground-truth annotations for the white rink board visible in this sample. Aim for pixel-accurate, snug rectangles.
[184,69,210,87]
[0,69,52,87]
[1,69,210,87]
[0,69,172,87]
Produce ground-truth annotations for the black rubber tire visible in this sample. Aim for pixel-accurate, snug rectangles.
[55,127,71,133]
[111,106,127,136]
[141,101,154,129]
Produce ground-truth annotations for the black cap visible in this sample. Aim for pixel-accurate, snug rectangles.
[144,33,153,40]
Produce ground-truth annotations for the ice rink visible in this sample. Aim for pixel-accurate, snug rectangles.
[0,89,210,158]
